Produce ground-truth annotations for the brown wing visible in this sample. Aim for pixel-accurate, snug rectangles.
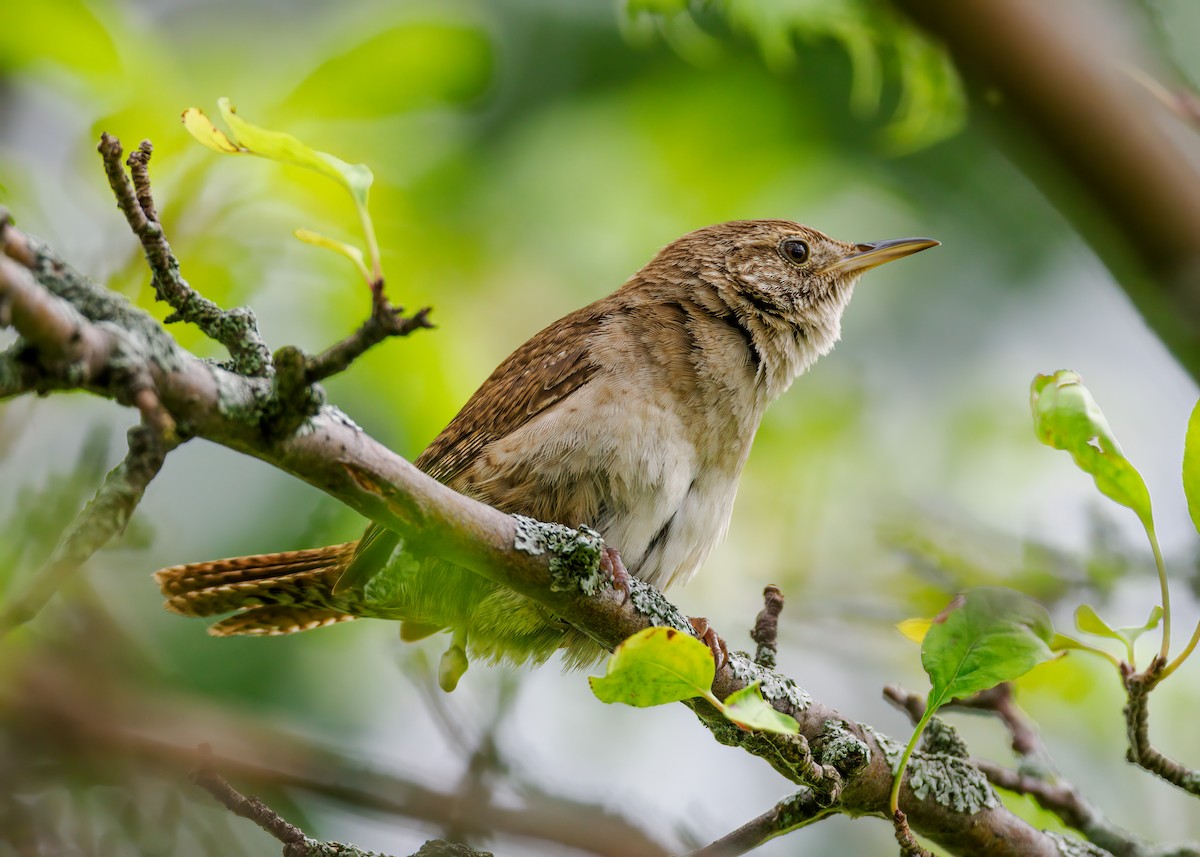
[414,311,602,485]
[338,300,609,592]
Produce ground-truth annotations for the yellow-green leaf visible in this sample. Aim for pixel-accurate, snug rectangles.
[1074,603,1162,665]
[897,618,930,643]
[216,98,373,206]
[182,98,382,281]
[1075,604,1120,640]
[181,108,240,153]
[722,683,800,734]
[1183,398,1200,537]
[1030,370,1153,530]
[589,626,714,707]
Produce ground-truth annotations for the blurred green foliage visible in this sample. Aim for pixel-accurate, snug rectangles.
[624,0,965,151]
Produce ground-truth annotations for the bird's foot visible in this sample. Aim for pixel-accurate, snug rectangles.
[688,616,729,670]
[601,545,632,605]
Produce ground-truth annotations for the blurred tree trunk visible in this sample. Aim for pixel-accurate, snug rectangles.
[897,0,1200,385]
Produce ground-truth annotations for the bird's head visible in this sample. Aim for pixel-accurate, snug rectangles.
[649,219,938,394]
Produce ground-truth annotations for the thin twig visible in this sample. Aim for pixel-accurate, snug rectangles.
[192,746,407,857]
[973,760,1090,828]
[192,745,310,853]
[1123,63,1200,131]
[305,301,432,384]
[893,809,933,856]
[1124,659,1200,796]
[883,684,1038,756]
[10,654,659,857]
[98,133,272,377]
[125,140,160,224]
[686,789,832,857]
[750,584,783,668]
[972,760,1198,857]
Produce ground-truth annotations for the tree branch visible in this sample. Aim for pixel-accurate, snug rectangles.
[894,0,1200,383]
[884,684,1039,757]
[98,134,272,377]
[191,748,485,857]
[305,301,433,384]
[686,789,832,857]
[1124,660,1200,797]
[0,253,116,386]
[192,747,318,856]
[893,808,933,857]
[884,684,1200,857]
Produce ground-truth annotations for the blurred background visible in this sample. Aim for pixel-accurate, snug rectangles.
[3,0,1200,854]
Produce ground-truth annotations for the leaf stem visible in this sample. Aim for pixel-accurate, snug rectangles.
[1079,644,1123,671]
[356,202,383,284]
[1145,523,1171,663]
[890,708,933,815]
[1158,617,1200,682]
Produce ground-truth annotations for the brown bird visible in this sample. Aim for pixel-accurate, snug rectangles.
[155,220,937,688]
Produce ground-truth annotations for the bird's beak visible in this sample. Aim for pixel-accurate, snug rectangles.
[823,237,940,275]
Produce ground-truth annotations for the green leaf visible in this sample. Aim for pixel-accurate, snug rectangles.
[589,626,714,707]
[1030,370,1153,530]
[922,587,1056,711]
[215,98,373,207]
[1074,604,1162,664]
[722,683,800,734]
[891,588,1055,815]
[182,98,373,207]
[1074,603,1121,640]
[1183,399,1200,537]
[590,628,798,735]
[1124,606,1166,643]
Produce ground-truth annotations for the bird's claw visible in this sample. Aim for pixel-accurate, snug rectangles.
[601,546,632,605]
[689,616,728,670]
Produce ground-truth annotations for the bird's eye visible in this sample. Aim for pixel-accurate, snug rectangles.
[780,239,809,265]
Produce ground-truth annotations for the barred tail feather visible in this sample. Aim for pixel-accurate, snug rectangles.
[208,606,356,637]
[153,543,358,635]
